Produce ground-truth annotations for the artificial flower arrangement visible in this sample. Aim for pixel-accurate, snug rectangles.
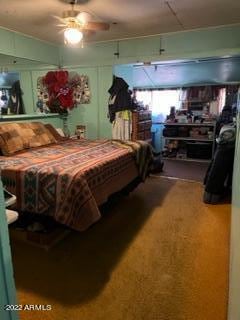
[36,70,91,114]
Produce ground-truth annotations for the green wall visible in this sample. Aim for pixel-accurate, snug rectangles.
[67,66,101,139]
[13,23,240,139]
[0,28,59,65]
[66,65,113,139]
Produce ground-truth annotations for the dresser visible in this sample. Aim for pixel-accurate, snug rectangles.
[131,110,152,142]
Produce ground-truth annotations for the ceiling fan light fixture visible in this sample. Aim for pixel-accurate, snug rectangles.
[76,11,91,24]
[56,1,110,45]
[64,28,83,45]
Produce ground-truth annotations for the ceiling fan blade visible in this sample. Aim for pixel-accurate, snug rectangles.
[82,29,96,36]
[56,24,67,27]
[53,15,67,24]
[84,22,110,31]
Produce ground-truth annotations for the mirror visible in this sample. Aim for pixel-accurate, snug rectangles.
[0,53,59,116]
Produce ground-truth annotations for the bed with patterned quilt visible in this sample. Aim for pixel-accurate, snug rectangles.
[0,122,152,231]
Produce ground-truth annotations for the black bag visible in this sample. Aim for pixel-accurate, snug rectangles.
[150,153,164,173]
[203,144,234,204]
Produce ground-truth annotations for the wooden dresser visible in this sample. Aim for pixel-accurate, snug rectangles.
[131,110,152,142]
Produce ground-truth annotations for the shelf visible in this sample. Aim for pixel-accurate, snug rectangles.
[154,122,216,127]
[160,121,216,161]
[163,136,214,142]
[163,157,211,163]
[0,113,61,122]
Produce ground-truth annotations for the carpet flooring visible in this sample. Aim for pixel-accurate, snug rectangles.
[10,177,230,320]
[158,159,209,182]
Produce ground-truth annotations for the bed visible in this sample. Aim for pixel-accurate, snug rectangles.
[0,122,152,231]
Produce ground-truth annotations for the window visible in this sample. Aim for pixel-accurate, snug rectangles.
[135,89,181,122]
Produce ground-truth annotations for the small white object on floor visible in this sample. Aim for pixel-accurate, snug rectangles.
[6,209,19,224]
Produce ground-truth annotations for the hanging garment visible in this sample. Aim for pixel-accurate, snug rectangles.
[108,76,133,123]
[8,80,25,114]
[112,110,132,140]
[203,143,234,200]
[203,124,235,203]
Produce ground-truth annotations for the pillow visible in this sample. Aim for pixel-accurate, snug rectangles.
[26,122,57,147]
[0,122,57,156]
[0,123,27,155]
[44,123,67,141]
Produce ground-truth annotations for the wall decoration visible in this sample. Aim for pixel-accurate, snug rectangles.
[36,70,90,114]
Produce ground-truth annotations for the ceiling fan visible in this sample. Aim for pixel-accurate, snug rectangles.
[55,0,110,45]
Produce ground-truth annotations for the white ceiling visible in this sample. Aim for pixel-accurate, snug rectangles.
[0,0,240,45]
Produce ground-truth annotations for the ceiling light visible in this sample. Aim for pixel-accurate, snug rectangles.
[56,1,110,46]
[76,11,91,24]
[64,28,83,45]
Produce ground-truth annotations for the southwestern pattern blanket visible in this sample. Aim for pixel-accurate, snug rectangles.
[0,139,152,231]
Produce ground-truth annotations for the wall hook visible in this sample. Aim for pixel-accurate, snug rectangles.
[114,41,120,58]
[159,36,165,55]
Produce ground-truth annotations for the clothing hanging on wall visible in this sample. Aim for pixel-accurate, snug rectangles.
[108,76,133,140]
[108,77,132,122]
[8,80,25,114]
[112,110,132,140]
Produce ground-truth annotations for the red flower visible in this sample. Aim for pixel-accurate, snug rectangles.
[55,70,68,86]
[53,82,61,94]
[43,70,76,111]
[44,71,56,84]
[58,87,74,109]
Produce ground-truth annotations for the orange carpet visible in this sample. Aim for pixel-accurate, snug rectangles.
[10,177,230,320]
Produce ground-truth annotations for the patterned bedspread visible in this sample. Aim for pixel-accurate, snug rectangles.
[0,139,152,231]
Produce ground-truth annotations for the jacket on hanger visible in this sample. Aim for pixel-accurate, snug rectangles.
[108,77,132,123]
